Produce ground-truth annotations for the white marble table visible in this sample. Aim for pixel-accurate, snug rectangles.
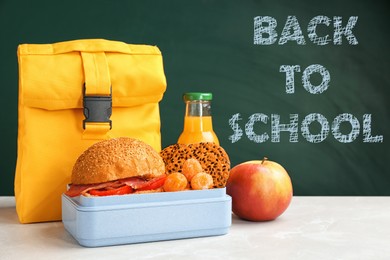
[1,196,389,259]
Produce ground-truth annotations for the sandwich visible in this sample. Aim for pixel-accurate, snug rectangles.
[65,137,166,197]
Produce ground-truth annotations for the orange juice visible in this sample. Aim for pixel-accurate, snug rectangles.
[177,92,219,145]
[178,116,219,145]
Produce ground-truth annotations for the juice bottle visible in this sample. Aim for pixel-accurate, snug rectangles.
[177,92,219,145]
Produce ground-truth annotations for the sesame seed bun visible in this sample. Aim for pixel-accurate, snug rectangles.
[71,137,165,185]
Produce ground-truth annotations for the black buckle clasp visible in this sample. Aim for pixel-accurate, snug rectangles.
[83,85,112,129]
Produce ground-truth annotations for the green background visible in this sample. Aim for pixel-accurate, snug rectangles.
[1,0,389,196]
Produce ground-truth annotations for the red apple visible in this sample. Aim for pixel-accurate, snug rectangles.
[226,157,293,221]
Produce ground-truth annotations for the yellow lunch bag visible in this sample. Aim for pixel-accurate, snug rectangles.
[15,39,167,223]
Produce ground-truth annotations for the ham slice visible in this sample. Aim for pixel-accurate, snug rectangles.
[121,177,152,189]
[65,176,165,197]
[65,180,122,197]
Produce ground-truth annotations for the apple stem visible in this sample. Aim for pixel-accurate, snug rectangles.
[262,157,268,164]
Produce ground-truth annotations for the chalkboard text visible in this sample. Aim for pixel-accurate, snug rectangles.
[254,15,359,45]
[230,15,384,144]
[280,64,330,94]
[228,113,383,143]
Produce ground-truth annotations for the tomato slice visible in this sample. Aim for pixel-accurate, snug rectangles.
[89,185,133,196]
[136,175,167,191]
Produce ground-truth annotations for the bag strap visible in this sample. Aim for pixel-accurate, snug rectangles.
[80,51,112,140]
[81,52,111,95]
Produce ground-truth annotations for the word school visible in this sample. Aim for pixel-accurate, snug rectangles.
[228,113,383,144]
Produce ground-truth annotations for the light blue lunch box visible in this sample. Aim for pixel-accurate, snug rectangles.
[62,188,232,247]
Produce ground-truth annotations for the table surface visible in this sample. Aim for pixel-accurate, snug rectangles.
[1,196,389,260]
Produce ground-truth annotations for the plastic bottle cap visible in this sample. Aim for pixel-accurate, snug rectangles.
[183,92,213,101]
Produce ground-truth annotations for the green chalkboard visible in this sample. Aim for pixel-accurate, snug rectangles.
[1,0,389,196]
